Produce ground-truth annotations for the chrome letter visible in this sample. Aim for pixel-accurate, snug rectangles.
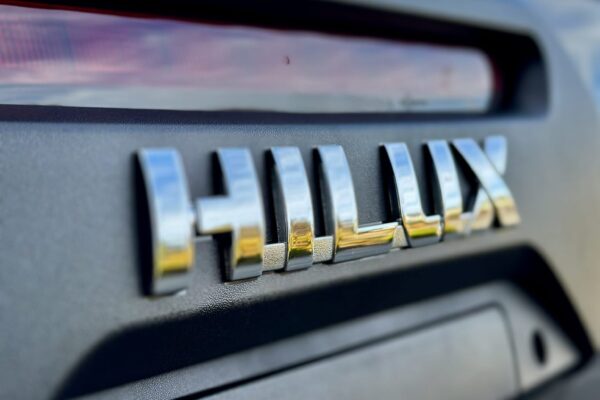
[196,148,266,280]
[452,137,520,227]
[426,140,472,237]
[268,147,315,271]
[137,148,195,295]
[383,143,443,247]
[317,145,397,262]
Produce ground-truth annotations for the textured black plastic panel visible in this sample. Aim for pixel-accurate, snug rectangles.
[70,282,579,400]
[530,356,600,400]
[204,309,516,400]
[1,0,599,399]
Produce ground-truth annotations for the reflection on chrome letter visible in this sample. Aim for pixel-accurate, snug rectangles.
[269,147,315,271]
[196,148,266,281]
[468,136,509,231]
[317,145,397,262]
[426,140,472,237]
[137,149,195,295]
[452,137,520,227]
[383,143,443,247]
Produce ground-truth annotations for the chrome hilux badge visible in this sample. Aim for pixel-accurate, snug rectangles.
[137,136,519,295]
